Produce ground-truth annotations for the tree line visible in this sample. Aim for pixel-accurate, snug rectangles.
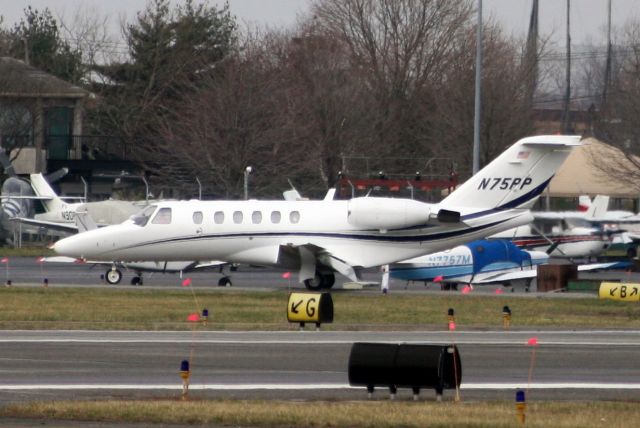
[1,0,639,199]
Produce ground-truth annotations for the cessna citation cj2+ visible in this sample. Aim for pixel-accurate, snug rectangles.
[53,135,580,290]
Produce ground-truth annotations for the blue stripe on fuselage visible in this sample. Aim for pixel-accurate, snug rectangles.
[108,216,515,253]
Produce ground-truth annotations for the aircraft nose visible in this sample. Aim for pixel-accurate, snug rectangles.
[52,235,84,257]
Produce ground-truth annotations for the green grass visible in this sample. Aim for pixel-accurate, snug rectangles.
[1,399,639,427]
[0,287,639,330]
[0,246,54,257]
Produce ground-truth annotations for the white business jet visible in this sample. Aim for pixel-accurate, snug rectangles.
[53,135,580,290]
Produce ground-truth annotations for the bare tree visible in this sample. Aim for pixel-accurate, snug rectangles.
[590,19,640,189]
[311,0,474,157]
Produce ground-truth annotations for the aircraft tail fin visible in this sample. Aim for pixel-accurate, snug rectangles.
[75,210,98,233]
[29,173,65,213]
[441,135,580,212]
[586,195,610,218]
[578,195,591,212]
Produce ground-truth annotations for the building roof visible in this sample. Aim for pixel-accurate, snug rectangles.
[547,137,640,198]
[0,56,90,98]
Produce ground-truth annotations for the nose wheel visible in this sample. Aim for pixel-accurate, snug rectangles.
[105,268,123,285]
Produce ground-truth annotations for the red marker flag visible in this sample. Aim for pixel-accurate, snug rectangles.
[281,272,291,279]
[448,321,456,331]
[181,278,192,287]
[36,257,45,263]
[527,337,538,346]
[187,313,200,322]
[1,257,8,263]
[495,288,504,294]
[433,275,444,282]
[461,285,472,294]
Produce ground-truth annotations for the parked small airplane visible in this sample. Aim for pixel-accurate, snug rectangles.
[490,195,615,259]
[390,239,548,288]
[390,238,629,290]
[53,135,581,290]
[14,173,143,233]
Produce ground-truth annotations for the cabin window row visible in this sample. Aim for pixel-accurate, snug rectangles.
[196,210,301,225]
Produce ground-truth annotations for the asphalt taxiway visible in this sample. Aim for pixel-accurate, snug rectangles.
[1,330,639,403]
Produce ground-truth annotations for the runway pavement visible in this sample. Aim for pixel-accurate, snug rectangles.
[3,256,638,293]
[1,330,639,403]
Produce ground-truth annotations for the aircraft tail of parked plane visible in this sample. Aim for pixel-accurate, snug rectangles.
[53,135,581,290]
[29,172,67,215]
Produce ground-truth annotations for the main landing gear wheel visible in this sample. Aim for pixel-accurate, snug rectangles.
[105,268,122,285]
[218,276,232,287]
[304,272,335,291]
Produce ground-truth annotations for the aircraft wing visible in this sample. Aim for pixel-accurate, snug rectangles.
[192,261,229,269]
[474,261,633,284]
[473,269,538,284]
[41,257,228,272]
[576,261,633,271]
[11,217,78,233]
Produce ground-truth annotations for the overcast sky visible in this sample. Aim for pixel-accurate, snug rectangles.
[1,0,638,47]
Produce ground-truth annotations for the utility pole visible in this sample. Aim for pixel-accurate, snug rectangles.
[562,0,572,134]
[472,0,482,174]
[525,0,539,108]
[603,0,612,104]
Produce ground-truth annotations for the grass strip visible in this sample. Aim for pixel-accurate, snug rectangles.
[1,399,638,427]
[0,287,639,330]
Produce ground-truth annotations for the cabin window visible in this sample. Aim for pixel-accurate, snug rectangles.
[233,211,244,224]
[271,211,281,224]
[252,211,262,224]
[132,205,157,227]
[192,211,203,224]
[214,211,224,224]
[152,207,172,224]
[289,210,300,224]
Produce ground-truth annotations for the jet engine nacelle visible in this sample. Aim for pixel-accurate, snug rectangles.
[347,197,429,230]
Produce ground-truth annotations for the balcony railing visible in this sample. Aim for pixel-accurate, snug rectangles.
[45,135,131,161]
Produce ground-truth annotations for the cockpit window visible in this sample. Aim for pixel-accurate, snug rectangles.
[152,207,172,224]
[132,205,157,227]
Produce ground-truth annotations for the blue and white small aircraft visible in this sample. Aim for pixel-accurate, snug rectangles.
[390,239,548,287]
[390,238,630,289]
